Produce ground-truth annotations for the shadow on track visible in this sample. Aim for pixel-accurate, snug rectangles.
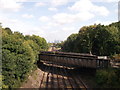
[37,60,96,77]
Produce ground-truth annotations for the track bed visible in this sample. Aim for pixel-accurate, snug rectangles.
[39,63,88,89]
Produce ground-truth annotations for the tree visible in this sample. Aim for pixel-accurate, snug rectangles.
[62,21,120,56]
[62,33,78,52]
[2,27,48,88]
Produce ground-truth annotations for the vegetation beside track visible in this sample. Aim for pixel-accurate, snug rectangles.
[95,68,120,88]
[2,27,48,88]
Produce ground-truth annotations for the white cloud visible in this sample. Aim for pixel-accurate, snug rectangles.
[47,22,59,27]
[93,6,109,16]
[45,26,78,42]
[68,0,92,12]
[48,7,58,11]
[26,27,46,36]
[17,0,30,2]
[68,0,109,16]
[62,27,76,31]
[115,9,117,13]
[22,14,34,18]
[51,0,69,6]
[0,0,117,42]
[0,14,77,42]
[94,20,117,25]
[53,12,94,25]
[35,2,46,7]
[0,16,27,33]
[0,15,46,37]
[39,16,50,22]
[0,0,22,12]
[90,0,119,3]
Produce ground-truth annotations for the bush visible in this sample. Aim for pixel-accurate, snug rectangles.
[2,27,48,88]
[95,68,120,88]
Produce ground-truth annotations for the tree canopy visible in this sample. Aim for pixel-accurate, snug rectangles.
[2,27,48,88]
[62,21,120,56]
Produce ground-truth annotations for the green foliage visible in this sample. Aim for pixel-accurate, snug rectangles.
[25,35,48,51]
[2,27,48,88]
[95,68,120,88]
[4,28,12,35]
[62,21,120,56]
[62,33,78,52]
[55,41,64,48]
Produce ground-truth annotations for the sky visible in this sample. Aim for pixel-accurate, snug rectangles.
[0,0,119,42]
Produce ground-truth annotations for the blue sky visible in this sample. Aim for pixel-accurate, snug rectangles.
[0,0,119,42]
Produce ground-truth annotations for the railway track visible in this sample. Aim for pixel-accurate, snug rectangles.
[39,63,88,89]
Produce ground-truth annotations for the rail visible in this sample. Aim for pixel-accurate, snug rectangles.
[39,63,88,89]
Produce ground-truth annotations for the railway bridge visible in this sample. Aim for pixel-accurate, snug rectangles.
[39,51,110,69]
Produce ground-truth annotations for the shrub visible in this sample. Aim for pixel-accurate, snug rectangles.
[2,27,48,88]
[96,68,120,88]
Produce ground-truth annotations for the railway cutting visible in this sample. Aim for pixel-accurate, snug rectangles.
[35,51,111,89]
